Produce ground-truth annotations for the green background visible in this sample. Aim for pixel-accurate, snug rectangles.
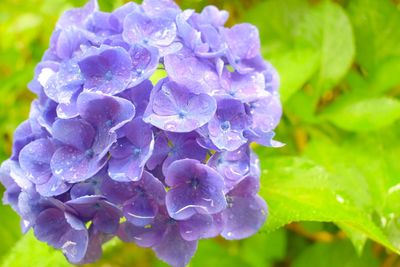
[1,0,400,266]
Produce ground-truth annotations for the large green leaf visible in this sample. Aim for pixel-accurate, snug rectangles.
[347,0,400,73]
[321,97,400,132]
[258,154,398,253]
[244,0,354,101]
[1,232,71,267]
[292,240,379,267]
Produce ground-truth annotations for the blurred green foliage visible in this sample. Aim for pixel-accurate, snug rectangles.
[1,0,400,266]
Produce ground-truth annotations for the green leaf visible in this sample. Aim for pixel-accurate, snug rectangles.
[321,97,400,132]
[347,0,400,73]
[0,200,22,261]
[258,155,398,253]
[1,231,71,267]
[240,229,287,267]
[244,0,354,101]
[310,1,355,93]
[292,240,379,267]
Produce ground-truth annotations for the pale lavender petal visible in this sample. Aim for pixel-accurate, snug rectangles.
[143,80,216,132]
[19,139,55,185]
[123,12,177,47]
[164,48,221,94]
[36,175,71,197]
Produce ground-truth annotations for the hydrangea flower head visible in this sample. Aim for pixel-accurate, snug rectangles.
[0,0,282,266]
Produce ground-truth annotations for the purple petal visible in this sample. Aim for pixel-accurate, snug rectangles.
[118,80,152,117]
[100,175,137,204]
[33,208,68,248]
[123,194,159,227]
[142,0,180,18]
[36,175,71,197]
[207,145,251,189]
[194,5,228,27]
[77,92,135,132]
[153,224,198,267]
[51,146,106,183]
[143,80,216,132]
[52,118,95,151]
[19,139,55,185]
[108,157,144,182]
[247,95,282,134]
[11,121,36,160]
[221,194,267,240]
[165,159,227,220]
[118,220,164,248]
[92,201,121,234]
[218,71,268,102]
[57,0,98,29]
[221,23,260,60]
[179,213,222,241]
[164,48,221,94]
[123,12,177,47]
[78,46,132,95]
[128,45,159,87]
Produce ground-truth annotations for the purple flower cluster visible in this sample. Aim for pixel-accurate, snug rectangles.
[0,0,282,266]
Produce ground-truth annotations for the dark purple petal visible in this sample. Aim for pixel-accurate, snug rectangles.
[153,224,198,267]
[179,213,222,241]
[221,194,267,240]
[118,220,164,248]
[118,80,152,117]
[123,194,159,226]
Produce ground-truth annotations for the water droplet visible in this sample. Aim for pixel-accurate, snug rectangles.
[335,194,345,204]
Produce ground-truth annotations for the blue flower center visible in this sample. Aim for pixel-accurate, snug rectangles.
[104,70,113,81]
[265,73,272,82]
[178,110,187,119]
[132,147,142,157]
[220,121,231,131]
[105,120,113,127]
[85,148,94,159]
[168,218,176,225]
[234,57,241,64]
[226,196,234,208]
[189,178,200,189]
[136,68,144,76]
[135,186,145,196]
